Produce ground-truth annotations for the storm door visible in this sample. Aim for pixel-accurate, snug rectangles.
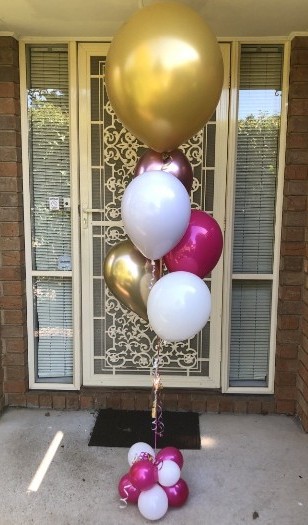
[79,43,230,387]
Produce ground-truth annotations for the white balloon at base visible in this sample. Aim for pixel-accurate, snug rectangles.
[121,170,191,260]
[138,484,168,521]
[147,271,211,342]
[128,442,155,466]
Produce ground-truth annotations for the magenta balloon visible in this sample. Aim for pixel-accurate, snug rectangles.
[118,472,140,504]
[164,209,223,278]
[135,149,193,193]
[156,447,184,470]
[162,478,189,507]
[129,459,158,491]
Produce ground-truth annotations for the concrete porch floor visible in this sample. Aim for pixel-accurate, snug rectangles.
[0,409,307,525]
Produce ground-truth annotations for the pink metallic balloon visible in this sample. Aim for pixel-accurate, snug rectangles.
[135,149,193,193]
[156,447,184,470]
[162,478,189,507]
[118,472,140,504]
[164,209,223,278]
[129,459,158,491]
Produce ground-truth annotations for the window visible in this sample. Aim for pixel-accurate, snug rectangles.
[226,44,284,389]
[26,45,74,384]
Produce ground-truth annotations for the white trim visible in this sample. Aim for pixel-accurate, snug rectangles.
[288,31,308,40]
[221,42,240,393]
[68,41,82,389]
[232,274,274,281]
[218,36,288,43]
[0,31,19,39]
[21,41,81,390]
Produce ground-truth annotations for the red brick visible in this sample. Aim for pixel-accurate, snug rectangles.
[4,379,27,393]
[275,385,297,400]
[281,242,305,256]
[2,281,25,296]
[290,66,308,83]
[0,296,26,309]
[278,285,301,301]
[0,98,16,115]
[0,267,25,281]
[4,337,27,353]
[177,393,192,411]
[52,395,66,409]
[1,325,26,338]
[283,227,305,242]
[134,392,150,411]
[284,165,308,180]
[291,49,308,65]
[26,394,39,408]
[94,393,108,409]
[0,222,23,236]
[6,366,27,380]
[277,329,301,344]
[120,392,135,410]
[297,401,308,432]
[0,162,20,177]
[1,250,25,266]
[278,300,302,315]
[233,399,247,414]
[80,394,94,410]
[284,180,308,196]
[161,393,178,411]
[0,146,21,162]
[0,83,15,98]
[0,176,21,192]
[2,353,26,367]
[39,394,52,409]
[65,394,79,410]
[247,399,262,414]
[292,37,308,50]
[0,237,24,251]
[6,393,27,407]
[0,205,24,220]
[276,357,298,372]
[283,211,307,227]
[0,130,20,147]
[276,370,297,386]
[219,398,234,413]
[283,256,303,272]
[277,315,300,330]
[283,195,307,211]
[261,398,275,414]
[191,394,207,412]
[289,99,308,116]
[286,149,308,165]
[2,309,26,325]
[276,399,296,414]
[207,397,219,413]
[289,82,308,99]
[280,271,304,286]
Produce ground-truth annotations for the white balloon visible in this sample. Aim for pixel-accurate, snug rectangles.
[121,170,191,260]
[147,271,211,342]
[138,483,168,521]
[157,459,181,487]
[128,442,155,466]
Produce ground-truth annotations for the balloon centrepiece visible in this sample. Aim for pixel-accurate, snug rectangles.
[147,271,211,342]
[164,209,223,278]
[135,149,193,194]
[105,1,223,152]
[118,442,189,519]
[103,239,160,321]
[121,170,191,260]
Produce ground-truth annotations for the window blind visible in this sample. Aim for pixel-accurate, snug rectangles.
[229,45,283,386]
[27,46,73,382]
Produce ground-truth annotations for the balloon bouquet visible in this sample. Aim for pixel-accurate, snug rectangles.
[104,1,224,520]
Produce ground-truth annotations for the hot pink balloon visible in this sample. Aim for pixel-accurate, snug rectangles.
[162,478,189,507]
[135,148,193,193]
[164,209,223,278]
[118,472,140,504]
[129,459,158,491]
[156,447,184,470]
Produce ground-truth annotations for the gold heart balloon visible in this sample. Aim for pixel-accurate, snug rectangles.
[103,240,160,321]
[105,1,223,153]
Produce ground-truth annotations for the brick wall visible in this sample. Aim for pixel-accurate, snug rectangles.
[276,36,308,428]
[0,36,28,406]
[284,36,308,431]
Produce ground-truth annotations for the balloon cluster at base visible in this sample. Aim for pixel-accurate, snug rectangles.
[119,442,189,521]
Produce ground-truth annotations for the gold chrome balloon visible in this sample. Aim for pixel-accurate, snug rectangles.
[103,240,160,321]
[105,1,223,153]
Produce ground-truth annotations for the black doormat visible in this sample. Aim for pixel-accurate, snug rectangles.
[88,409,201,450]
